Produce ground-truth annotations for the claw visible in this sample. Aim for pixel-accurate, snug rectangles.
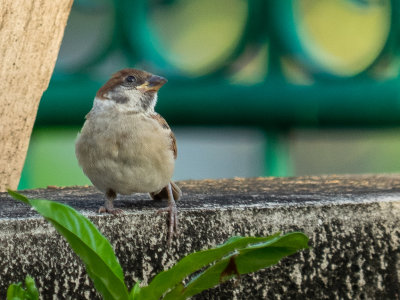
[156,183,178,245]
[99,189,123,215]
[98,206,124,215]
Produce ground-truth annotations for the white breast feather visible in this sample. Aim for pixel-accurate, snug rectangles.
[76,98,174,194]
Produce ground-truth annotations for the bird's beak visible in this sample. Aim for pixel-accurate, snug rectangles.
[137,75,167,92]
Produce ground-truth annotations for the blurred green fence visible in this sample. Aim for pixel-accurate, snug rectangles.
[20,0,400,188]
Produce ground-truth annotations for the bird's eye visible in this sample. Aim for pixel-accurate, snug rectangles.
[126,75,136,83]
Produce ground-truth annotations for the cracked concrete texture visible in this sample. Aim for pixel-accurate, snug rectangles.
[0,175,400,299]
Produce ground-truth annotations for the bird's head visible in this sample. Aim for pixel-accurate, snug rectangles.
[95,68,167,113]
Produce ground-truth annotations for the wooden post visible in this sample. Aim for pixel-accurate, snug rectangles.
[0,0,73,191]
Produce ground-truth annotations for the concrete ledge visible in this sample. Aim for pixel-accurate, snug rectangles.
[1,175,400,299]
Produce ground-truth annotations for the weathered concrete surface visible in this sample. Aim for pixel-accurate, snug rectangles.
[0,175,400,299]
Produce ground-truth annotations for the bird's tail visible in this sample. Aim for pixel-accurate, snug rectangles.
[150,181,182,201]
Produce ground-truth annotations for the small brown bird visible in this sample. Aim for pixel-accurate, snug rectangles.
[75,68,181,241]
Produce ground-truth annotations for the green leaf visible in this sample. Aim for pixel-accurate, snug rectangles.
[129,282,141,300]
[162,283,184,300]
[138,234,281,299]
[7,282,25,300]
[24,276,39,300]
[174,232,309,299]
[8,191,129,300]
[7,189,29,204]
[6,275,39,300]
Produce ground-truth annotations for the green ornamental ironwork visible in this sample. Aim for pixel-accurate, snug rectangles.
[36,0,400,129]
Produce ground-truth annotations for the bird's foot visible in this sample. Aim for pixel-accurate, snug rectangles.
[157,198,178,245]
[98,206,124,215]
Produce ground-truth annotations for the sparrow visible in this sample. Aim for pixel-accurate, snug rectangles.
[75,68,181,242]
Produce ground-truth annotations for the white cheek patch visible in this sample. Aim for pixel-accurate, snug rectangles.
[122,88,157,112]
[125,89,145,103]
[92,97,116,112]
[91,88,157,114]
[121,89,146,111]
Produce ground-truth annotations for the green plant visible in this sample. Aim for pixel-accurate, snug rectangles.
[8,190,309,300]
[7,275,39,300]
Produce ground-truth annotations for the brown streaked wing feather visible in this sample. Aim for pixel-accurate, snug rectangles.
[150,113,177,159]
[170,131,177,159]
[150,113,170,130]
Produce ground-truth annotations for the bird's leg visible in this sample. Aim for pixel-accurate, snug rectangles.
[99,189,124,215]
[167,182,178,242]
[157,183,178,245]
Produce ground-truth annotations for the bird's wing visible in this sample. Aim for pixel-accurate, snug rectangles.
[169,131,177,159]
[150,113,177,159]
